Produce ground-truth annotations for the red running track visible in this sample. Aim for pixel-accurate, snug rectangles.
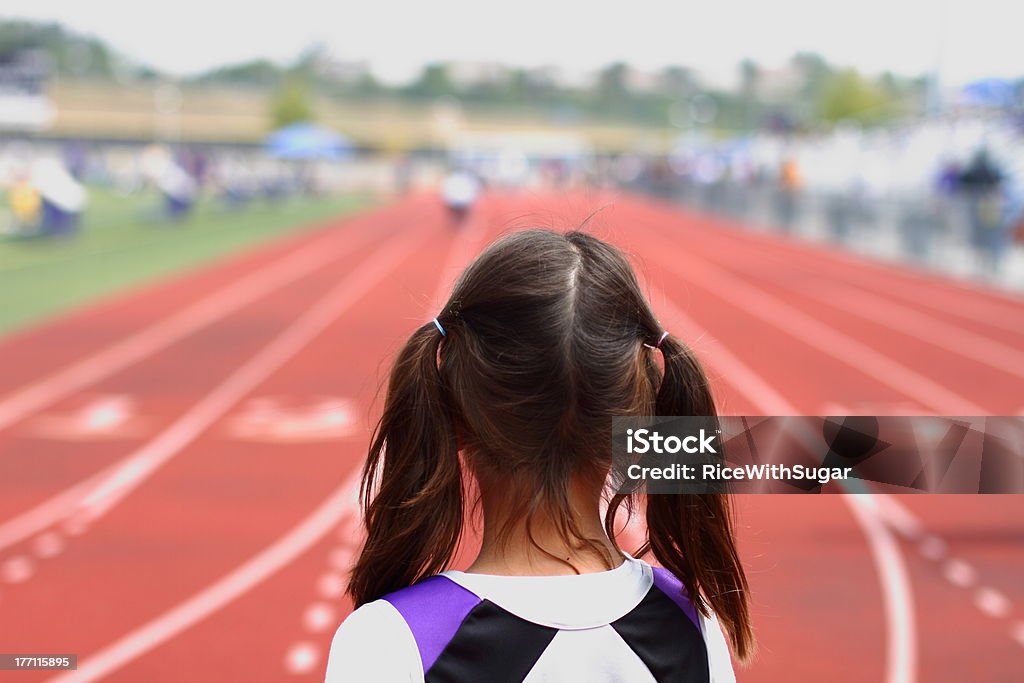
[0,192,1021,682]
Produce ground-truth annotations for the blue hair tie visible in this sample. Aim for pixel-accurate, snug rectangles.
[432,318,447,337]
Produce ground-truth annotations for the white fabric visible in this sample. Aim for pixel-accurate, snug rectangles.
[325,556,736,682]
[522,627,656,683]
[440,556,649,630]
[326,600,421,683]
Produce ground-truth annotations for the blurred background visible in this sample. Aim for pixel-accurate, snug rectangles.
[0,1,1021,681]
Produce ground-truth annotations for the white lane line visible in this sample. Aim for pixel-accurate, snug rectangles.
[875,498,1024,636]
[1,555,33,583]
[54,200,496,683]
[941,558,976,588]
[917,536,947,562]
[0,229,428,553]
[845,495,919,683]
[648,248,987,415]
[284,517,363,675]
[284,641,320,675]
[791,283,1024,380]
[46,472,361,683]
[974,588,1012,619]
[303,603,337,633]
[315,573,346,600]
[651,292,793,414]
[650,283,918,683]
[641,199,1024,333]
[0,209,394,434]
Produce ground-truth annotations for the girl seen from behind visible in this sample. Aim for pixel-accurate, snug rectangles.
[327,229,752,682]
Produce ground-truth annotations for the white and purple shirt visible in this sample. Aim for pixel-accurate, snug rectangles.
[326,555,736,682]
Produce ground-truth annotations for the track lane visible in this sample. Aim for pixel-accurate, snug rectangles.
[59,197,505,682]
[0,206,420,534]
[622,203,1022,412]
[0,200,449,676]
[1,191,1020,681]
[618,195,1024,681]
[0,201,421,432]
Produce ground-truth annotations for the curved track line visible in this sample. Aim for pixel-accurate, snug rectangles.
[845,495,919,683]
[651,283,918,683]
[0,228,429,552]
[0,213,389,434]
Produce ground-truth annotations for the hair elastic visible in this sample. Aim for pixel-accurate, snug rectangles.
[644,330,669,350]
[432,318,447,337]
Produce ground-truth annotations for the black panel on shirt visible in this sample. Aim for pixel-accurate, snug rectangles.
[425,599,558,683]
[610,586,710,683]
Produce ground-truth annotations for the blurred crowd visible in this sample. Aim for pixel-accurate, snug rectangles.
[4,113,1023,289]
[0,140,391,238]
[626,114,1024,283]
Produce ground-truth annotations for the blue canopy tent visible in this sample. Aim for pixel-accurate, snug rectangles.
[961,79,1019,109]
[265,122,354,160]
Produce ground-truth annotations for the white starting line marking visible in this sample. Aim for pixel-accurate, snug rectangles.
[303,603,337,633]
[942,559,977,588]
[284,642,320,675]
[0,229,426,558]
[917,536,947,562]
[224,396,358,443]
[0,217,389,435]
[2,555,33,583]
[974,588,1012,619]
[316,573,345,600]
[25,395,147,440]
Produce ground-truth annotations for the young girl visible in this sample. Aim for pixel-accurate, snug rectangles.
[326,229,752,682]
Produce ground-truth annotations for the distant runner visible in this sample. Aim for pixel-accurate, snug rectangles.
[440,168,481,227]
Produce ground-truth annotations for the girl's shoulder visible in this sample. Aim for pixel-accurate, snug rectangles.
[325,575,479,682]
[324,598,422,682]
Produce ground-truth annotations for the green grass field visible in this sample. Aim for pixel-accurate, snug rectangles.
[0,188,373,336]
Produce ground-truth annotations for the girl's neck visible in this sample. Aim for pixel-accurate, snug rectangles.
[466,477,623,577]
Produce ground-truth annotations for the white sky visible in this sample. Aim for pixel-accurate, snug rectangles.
[4,0,1022,86]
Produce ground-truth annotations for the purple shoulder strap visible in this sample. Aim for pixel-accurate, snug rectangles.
[651,566,702,633]
[383,575,481,672]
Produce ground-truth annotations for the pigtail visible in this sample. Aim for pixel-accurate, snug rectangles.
[644,335,755,661]
[347,322,463,606]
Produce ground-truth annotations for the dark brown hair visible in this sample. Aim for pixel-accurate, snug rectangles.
[348,229,753,660]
